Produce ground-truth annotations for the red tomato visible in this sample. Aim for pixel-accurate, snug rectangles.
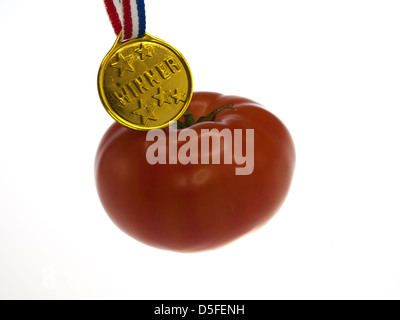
[95,92,295,252]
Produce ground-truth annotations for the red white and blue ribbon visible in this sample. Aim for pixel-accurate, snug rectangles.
[104,0,146,40]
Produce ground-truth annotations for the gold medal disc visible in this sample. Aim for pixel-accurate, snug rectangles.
[98,33,193,131]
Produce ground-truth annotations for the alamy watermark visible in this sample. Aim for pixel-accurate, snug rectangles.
[146,122,255,175]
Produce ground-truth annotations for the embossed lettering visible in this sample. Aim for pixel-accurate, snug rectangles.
[165,58,181,74]
[133,76,149,94]
[144,69,161,87]
[113,87,132,106]
[112,59,183,104]
[155,63,171,80]
[126,83,139,98]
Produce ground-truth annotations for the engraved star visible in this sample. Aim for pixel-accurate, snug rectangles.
[111,53,135,77]
[152,88,172,107]
[171,89,187,104]
[134,43,153,61]
[132,100,158,125]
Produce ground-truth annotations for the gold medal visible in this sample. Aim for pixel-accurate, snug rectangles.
[98,33,193,131]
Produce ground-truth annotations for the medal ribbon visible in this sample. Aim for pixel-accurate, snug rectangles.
[104,0,146,40]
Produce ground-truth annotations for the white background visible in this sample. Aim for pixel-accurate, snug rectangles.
[0,0,399,300]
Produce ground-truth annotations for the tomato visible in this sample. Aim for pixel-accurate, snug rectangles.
[95,92,295,252]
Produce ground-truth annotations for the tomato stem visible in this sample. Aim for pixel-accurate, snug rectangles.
[177,103,235,129]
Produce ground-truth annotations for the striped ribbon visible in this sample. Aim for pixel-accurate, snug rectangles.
[104,0,146,40]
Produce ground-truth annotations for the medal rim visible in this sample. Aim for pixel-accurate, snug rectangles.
[98,33,194,131]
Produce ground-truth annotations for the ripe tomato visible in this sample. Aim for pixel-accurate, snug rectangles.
[95,92,295,252]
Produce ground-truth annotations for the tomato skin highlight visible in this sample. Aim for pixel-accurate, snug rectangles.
[95,92,295,252]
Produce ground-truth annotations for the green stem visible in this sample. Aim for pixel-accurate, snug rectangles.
[177,103,235,129]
